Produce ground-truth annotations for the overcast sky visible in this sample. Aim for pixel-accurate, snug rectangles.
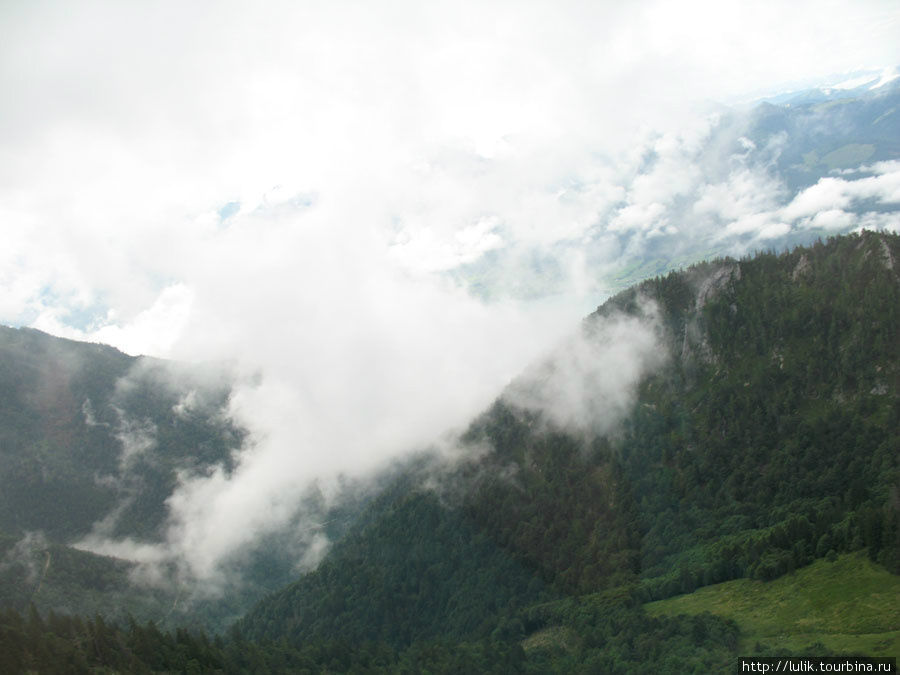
[2,0,898,355]
[2,0,899,583]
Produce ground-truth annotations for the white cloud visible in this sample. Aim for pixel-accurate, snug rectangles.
[854,166,900,203]
[388,217,504,273]
[782,164,900,224]
[723,212,783,237]
[782,177,855,221]
[757,222,792,240]
[32,284,194,357]
[803,209,857,231]
[503,301,667,437]
[855,212,900,233]
[870,65,900,89]
[609,202,668,233]
[694,169,785,222]
[2,0,899,583]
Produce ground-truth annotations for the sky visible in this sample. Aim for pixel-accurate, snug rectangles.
[2,0,899,585]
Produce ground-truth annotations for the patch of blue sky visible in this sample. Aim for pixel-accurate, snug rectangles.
[28,286,109,331]
[218,201,241,222]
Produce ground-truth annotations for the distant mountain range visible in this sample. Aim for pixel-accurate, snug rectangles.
[755,68,899,106]
[454,75,900,302]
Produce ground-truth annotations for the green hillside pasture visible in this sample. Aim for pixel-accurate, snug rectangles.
[821,143,875,170]
[645,552,900,656]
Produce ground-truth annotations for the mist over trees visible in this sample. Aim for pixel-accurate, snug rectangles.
[0,232,897,672]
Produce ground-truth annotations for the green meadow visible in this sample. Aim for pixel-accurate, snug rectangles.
[645,552,900,656]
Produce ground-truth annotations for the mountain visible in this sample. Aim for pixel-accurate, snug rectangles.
[0,232,897,672]
[757,70,899,106]
[235,231,898,668]
[742,79,900,192]
[0,328,307,630]
[0,327,240,541]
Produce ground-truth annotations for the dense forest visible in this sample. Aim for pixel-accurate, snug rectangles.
[0,328,310,631]
[1,232,897,672]
[238,232,897,650]
[0,327,241,541]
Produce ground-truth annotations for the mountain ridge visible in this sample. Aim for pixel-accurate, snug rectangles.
[238,231,898,661]
[0,231,896,671]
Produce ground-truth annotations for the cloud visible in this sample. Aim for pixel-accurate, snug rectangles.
[801,209,857,231]
[694,168,785,223]
[0,532,50,587]
[856,212,900,233]
[757,222,793,240]
[32,284,194,357]
[599,133,900,252]
[782,162,900,229]
[503,300,667,438]
[151,230,581,582]
[111,411,157,471]
[2,2,896,328]
[782,177,857,220]
[1,0,898,585]
[388,216,505,273]
[74,205,582,585]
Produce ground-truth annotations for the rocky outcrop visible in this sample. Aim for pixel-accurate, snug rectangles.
[792,253,811,281]
[681,263,740,365]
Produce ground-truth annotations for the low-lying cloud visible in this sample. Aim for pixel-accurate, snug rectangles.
[503,302,667,438]
[1,0,898,588]
[75,225,581,586]
[0,532,50,588]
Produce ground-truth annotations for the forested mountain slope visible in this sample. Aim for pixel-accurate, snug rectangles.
[615,232,899,595]
[241,231,899,663]
[0,232,896,672]
[0,327,241,541]
[0,329,254,626]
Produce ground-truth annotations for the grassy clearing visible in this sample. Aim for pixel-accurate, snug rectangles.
[821,143,875,170]
[645,552,900,656]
